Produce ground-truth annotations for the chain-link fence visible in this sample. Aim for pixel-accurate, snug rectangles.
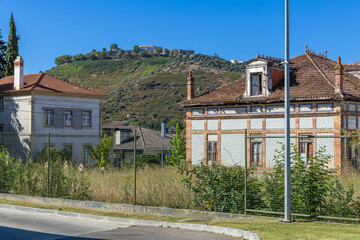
[1,130,360,222]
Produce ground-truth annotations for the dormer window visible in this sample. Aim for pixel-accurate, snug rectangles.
[251,73,262,96]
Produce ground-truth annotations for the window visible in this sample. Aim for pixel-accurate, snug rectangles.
[299,134,313,162]
[251,135,262,166]
[45,109,54,126]
[64,110,72,127]
[0,97,3,111]
[251,73,262,96]
[43,144,54,150]
[207,135,218,165]
[63,144,73,162]
[82,111,91,127]
[82,145,91,163]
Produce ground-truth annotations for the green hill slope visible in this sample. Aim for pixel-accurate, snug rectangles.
[46,53,244,130]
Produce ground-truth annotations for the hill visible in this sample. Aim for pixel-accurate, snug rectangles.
[46,50,244,130]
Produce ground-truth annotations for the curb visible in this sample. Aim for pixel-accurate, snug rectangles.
[0,203,261,240]
[0,193,252,221]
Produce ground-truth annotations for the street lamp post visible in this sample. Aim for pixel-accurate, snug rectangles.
[284,0,291,222]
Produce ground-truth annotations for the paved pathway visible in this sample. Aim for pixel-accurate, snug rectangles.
[0,208,237,240]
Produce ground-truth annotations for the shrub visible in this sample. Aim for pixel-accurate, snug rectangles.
[263,144,359,217]
[34,147,70,164]
[182,163,263,213]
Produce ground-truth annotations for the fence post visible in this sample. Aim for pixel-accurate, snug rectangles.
[244,129,247,215]
[161,122,165,168]
[134,129,137,205]
[47,132,50,198]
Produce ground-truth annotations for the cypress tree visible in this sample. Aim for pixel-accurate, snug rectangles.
[0,29,6,78]
[5,13,20,77]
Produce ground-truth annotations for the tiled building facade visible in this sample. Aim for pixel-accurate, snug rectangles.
[181,50,360,170]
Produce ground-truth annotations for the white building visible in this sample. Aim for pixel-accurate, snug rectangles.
[0,56,105,163]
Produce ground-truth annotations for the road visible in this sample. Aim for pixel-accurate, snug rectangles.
[0,208,237,240]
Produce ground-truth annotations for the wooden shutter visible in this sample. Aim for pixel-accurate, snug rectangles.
[54,108,64,129]
[73,109,82,129]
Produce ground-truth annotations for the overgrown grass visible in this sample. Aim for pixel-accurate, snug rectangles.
[86,166,192,209]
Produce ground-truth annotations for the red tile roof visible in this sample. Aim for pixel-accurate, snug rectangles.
[181,53,360,107]
[0,73,105,97]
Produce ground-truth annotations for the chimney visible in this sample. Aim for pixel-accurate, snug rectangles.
[334,56,344,93]
[14,56,24,90]
[187,70,194,100]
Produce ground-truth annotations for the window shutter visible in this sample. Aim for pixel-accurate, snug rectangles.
[73,109,82,129]
[54,108,64,128]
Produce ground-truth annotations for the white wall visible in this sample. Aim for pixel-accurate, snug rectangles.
[32,95,101,161]
[0,95,31,160]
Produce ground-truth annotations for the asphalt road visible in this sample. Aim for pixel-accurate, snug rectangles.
[0,208,237,240]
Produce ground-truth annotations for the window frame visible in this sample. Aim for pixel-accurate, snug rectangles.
[44,108,55,127]
[82,144,92,165]
[64,110,73,127]
[207,135,218,165]
[250,73,262,96]
[63,144,74,162]
[82,110,92,127]
[250,135,262,167]
[299,134,313,162]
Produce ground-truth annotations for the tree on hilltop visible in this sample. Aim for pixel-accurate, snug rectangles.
[156,47,163,54]
[0,29,6,78]
[110,43,118,51]
[133,45,140,53]
[5,13,20,77]
[55,55,72,65]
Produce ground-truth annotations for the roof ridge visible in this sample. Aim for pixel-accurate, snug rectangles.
[138,126,146,149]
[29,73,45,90]
[305,53,335,88]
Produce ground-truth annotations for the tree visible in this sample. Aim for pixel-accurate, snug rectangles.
[166,123,186,167]
[72,53,85,61]
[133,45,140,53]
[0,29,6,78]
[89,134,114,167]
[155,46,163,54]
[116,49,124,58]
[85,52,98,61]
[125,51,132,58]
[102,47,106,52]
[110,43,118,51]
[55,55,72,65]
[140,51,149,58]
[5,13,20,77]
[214,53,219,58]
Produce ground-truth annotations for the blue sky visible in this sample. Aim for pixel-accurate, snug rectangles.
[0,0,359,74]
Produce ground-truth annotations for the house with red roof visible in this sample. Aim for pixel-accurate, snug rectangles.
[181,48,360,171]
[0,56,106,162]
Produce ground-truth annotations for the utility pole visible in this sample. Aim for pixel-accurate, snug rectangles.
[284,0,291,222]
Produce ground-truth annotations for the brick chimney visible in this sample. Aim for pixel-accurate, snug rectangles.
[334,56,343,93]
[187,70,194,100]
[14,56,24,90]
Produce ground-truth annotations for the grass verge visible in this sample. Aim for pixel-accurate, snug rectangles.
[1,197,360,240]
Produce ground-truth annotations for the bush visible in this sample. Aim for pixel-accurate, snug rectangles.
[34,147,70,164]
[182,163,263,213]
[263,144,359,217]
[0,147,91,200]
